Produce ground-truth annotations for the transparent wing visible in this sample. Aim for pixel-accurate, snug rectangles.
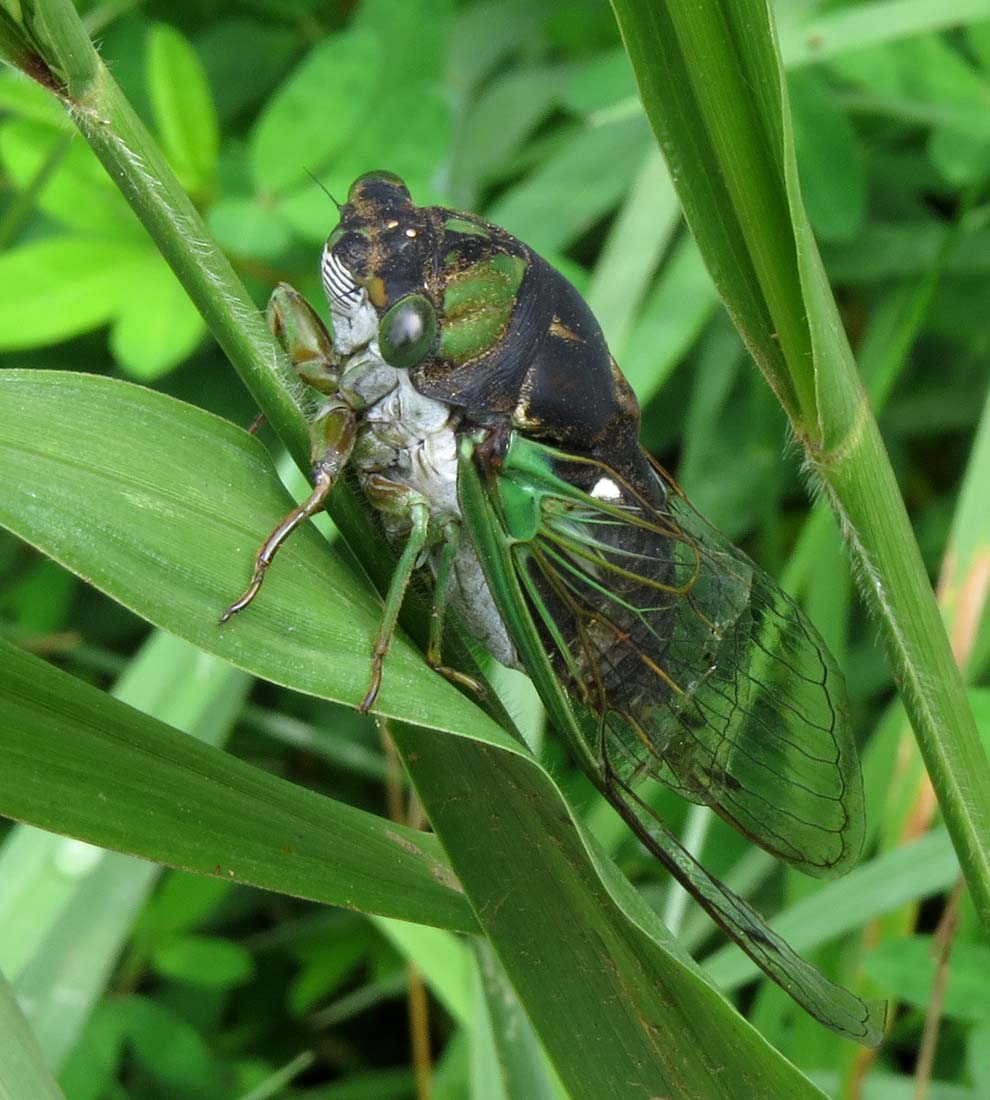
[496,435,865,878]
[606,771,885,1046]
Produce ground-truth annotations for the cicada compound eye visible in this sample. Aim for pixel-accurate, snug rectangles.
[378,294,437,369]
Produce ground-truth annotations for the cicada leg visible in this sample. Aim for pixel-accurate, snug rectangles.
[426,521,486,699]
[220,284,353,624]
[358,481,432,713]
[220,401,356,623]
[266,282,339,395]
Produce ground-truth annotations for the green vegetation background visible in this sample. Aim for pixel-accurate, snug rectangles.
[0,1,988,1098]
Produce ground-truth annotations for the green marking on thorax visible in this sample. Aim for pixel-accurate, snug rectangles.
[444,216,490,238]
[439,253,527,364]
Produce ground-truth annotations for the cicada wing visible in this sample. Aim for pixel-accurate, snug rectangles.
[497,435,865,878]
[604,772,885,1047]
[637,483,865,878]
[461,434,883,1045]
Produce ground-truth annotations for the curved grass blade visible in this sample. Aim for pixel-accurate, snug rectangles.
[0,637,474,932]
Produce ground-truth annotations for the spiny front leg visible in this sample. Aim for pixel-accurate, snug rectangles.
[266,282,340,395]
[221,400,357,623]
[221,285,353,623]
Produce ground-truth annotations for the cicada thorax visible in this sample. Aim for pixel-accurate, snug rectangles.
[413,235,642,461]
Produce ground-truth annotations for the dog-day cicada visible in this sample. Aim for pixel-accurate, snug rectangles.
[222,171,884,1046]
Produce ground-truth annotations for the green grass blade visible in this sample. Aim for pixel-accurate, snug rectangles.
[610,0,990,933]
[0,637,474,933]
[0,972,65,1100]
[778,0,990,68]
[0,633,248,1067]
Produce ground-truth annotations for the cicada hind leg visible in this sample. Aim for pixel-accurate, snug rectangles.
[219,285,356,625]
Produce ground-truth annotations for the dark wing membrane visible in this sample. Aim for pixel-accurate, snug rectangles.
[498,437,865,878]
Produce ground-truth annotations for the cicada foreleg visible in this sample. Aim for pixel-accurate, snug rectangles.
[220,285,355,624]
[220,400,356,623]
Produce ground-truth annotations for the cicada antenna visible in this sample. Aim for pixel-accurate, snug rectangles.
[305,168,342,211]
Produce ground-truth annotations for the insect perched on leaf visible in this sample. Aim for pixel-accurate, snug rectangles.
[222,170,885,1046]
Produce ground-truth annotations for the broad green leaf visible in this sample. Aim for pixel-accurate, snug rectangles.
[0,633,248,1068]
[448,66,564,202]
[447,0,538,96]
[928,124,990,186]
[0,118,142,238]
[788,69,865,242]
[487,116,650,255]
[249,28,381,196]
[0,238,147,348]
[864,936,990,1023]
[472,941,557,1100]
[194,17,296,125]
[146,23,219,200]
[275,83,451,243]
[207,195,293,261]
[0,67,67,127]
[151,934,254,989]
[823,221,990,283]
[969,1025,990,1097]
[779,0,990,68]
[0,370,503,736]
[354,0,451,85]
[135,869,233,941]
[565,49,633,114]
[372,917,471,1025]
[109,995,218,1094]
[622,233,719,404]
[109,251,206,378]
[586,150,679,353]
[0,637,475,933]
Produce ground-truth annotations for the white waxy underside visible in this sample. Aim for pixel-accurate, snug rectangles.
[322,248,518,668]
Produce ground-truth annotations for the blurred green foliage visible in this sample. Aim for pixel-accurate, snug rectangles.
[1,0,989,1098]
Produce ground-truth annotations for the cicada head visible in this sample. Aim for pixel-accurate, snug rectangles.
[321,171,640,459]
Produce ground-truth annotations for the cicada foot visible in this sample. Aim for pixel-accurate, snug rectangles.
[219,468,336,624]
[431,662,487,701]
[358,653,385,715]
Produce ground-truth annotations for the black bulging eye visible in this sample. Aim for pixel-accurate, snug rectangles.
[378,295,437,369]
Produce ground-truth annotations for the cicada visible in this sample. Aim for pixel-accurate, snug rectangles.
[222,171,884,1045]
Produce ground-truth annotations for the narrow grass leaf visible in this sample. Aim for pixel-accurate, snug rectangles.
[0,638,475,932]
[0,972,65,1100]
